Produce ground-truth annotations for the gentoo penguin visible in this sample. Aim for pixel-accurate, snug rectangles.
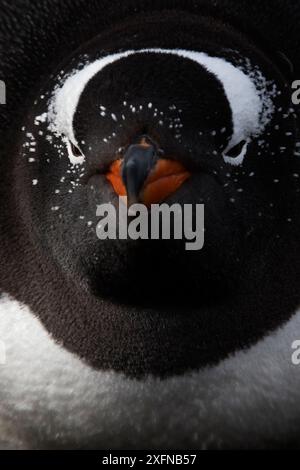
[1,0,300,450]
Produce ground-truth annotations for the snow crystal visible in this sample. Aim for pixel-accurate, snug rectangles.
[35,113,47,125]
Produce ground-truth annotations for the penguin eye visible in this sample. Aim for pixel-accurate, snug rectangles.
[70,141,83,158]
[225,140,247,159]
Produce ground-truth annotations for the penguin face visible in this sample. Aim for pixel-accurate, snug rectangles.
[26,46,295,299]
[15,18,300,376]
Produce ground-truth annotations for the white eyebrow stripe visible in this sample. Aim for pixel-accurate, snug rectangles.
[48,48,274,164]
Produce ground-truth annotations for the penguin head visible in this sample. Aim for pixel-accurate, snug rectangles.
[27,45,294,299]
[16,17,300,375]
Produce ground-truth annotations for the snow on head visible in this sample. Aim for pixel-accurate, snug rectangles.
[47,48,276,166]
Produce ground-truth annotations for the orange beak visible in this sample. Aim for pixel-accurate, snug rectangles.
[106,158,190,206]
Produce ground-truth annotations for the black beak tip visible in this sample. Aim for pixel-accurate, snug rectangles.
[121,142,158,203]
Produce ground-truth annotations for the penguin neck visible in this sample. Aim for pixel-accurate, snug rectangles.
[1,214,300,378]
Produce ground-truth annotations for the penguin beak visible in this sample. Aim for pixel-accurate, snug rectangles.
[121,142,158,205]
[106,140,190,206]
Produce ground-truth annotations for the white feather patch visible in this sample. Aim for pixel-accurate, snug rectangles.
[47,49,275,166]
[0,293,299,449]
